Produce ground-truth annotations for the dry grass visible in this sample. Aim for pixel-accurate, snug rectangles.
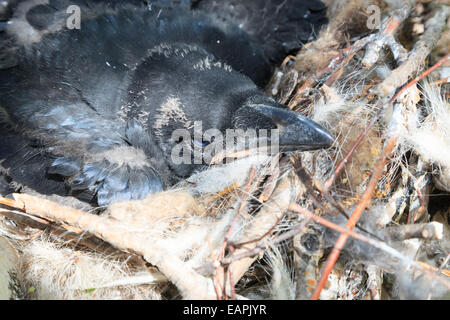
[0,0,449,300]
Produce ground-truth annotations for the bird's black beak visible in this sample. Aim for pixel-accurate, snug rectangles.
[210,104,334,164]
[251,105,334,152]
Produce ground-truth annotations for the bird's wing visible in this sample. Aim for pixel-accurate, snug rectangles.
[0,0,330,206]
[192,0,328,64]
[0,38,165,205]
[2,0,327,86]
[0,119,74,199]
[0,79,165,205]
[3,0,272,86]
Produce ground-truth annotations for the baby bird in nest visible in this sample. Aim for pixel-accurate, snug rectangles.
[0,0,332,206]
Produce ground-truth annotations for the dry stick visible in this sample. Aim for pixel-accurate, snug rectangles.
[214,167,256,299]
[323,52,450,193]
[228,245,237,300]
[221,221,305,265]
[431,77,449,86]
[290,157,381,239]
[289,1,413,109]
[290,156,385,244]
[231,215,283,248]
[219,171,300,297]
[361,1,413,69]
[322,6,449,193]
[0,206,50,229]
[377,7,450,98]
[300,173,384,241]
[310,51,450,299]
[213,272,224,301]
[3,194,216,299]
[94,273,167,289]
[221,167,256,252]
[312,135,397,300]
[322,108,382,192]
[438,254,450,274]
[222,204,450,290]
[417,262,450,278]
[288,204,450,288]
[288,38,370,109]
[0,207,112,252]
[259,160,281,202]
[385,222,443,241]
[0,197,21,209]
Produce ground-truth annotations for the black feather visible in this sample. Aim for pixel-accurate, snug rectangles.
[0,0,331,206]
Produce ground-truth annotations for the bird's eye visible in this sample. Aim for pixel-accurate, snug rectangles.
[193,138,210,148]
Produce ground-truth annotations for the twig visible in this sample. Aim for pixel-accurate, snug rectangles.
[223,204,450,290]
[214,166,256,299]
[0,197,23,209]
[222,168,256,247]
[288,37,372,109]
[376,7,450,99]
[431,77,449,86]
[322,107,383,192]
[385,222,443,241]
[322,52,450,194]
[290,156,385,241]
[218,170,301,296]
[259,160,281,202]
[0,205,50,228]
[438,254,450,274]
[288,1,414,110]
[288,204,450,288]
[0,207,111,252]
[92,273,167,289]
[312,135,398,300]
[221,223,300,265]
[362,2,412,68]
[310,45,449,297]
[417,262,450,278]
[389,53,450,104]
[228,245,237,300]
[4,193,216,299]
[231,215,283,248]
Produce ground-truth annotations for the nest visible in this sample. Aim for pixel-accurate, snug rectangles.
[0,0,449,300]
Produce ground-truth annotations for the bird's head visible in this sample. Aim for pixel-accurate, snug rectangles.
[130,43,334,184]
[148,90,334,182]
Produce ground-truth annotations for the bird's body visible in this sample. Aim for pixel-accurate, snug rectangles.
[0,0,331,206]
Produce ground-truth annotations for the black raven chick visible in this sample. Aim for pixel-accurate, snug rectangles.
[0,0,332,206]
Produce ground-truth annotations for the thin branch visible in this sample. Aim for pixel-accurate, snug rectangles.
[377,7,450,99]
[311,41,450,297]
[214,166,256,299]
[2,193,216,299]
[218,170,301,297]
[362,2,413,68]
[288,204,450,289]
[222,203,450,291]
[311,134,398,300]
[322,52,449,194]
[288,1,413,110]
[386,222,443,241]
